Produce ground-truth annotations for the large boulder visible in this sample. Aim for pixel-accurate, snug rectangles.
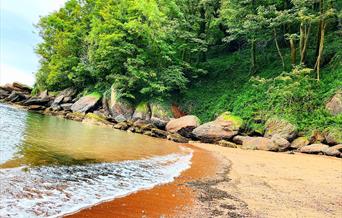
[71,93,101,113]
[192,112,242,143]
[300,144,330,154]
[12,82,32,93]
[325,90,342,116]
[0,88,10,99]
[52,88,77,106]
[109,89,134,120]
[240,135,290,151]
[324,144,342,157]
[290,137,310,149]
[132,102,151,120]
[324,127,342,145]
[5,91,27,103]
[166,115,200,138]
[264,118,297,141]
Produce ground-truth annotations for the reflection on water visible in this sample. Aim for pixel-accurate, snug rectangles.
[0,103,192,217]
[0,103,182,168]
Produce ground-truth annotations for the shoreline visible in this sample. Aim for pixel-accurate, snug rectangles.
[65,144,236,218]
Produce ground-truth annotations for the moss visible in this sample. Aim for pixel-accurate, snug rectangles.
[84,113,106,122]
[217,112,243,129]
[151,101,172,119]
[87,92,102,99]
[135,102,149,112]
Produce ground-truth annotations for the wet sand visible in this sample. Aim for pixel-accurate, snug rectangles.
[66,145,225,218]
[191,142,342,218]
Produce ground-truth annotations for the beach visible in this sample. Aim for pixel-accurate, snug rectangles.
[67,142,342,217]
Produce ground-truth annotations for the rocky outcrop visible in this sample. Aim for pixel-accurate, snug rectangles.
[150,102,172,129]
[264,118,297,141]
[166,115,200,138]
[12,82,32,93]
[0,88,10,98]
[6,91,27,103]
[109,88,134,120]
[290,137,309,149]
[193,112,242,143]
[132,102,151,120]
[24,90,52,106]
[51,88,77,110]
[300,144,330,154]
[71,93,101,113]
[325,90,342,116]
[324,128,342,145]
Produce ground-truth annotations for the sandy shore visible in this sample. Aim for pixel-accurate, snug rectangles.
[65,145,228,218]
[191,142,342,218]
[66,142,342,218]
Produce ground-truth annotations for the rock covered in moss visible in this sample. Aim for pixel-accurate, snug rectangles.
[167,133,189,143]
[290,137,309,149]
[132,102,151,120]
[264,118,297,141]
[192,112,242,143]
[109,88,134,120]
[324,127,342,145]
[325,90,342,116]
[65,112,85,122]
[71,92,101,113]
[150,102,173,129]
[166,115,200,138]
[82,113,111,126]
[218,140,239,148]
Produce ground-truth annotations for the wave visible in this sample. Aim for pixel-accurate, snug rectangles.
[0,150,192,218]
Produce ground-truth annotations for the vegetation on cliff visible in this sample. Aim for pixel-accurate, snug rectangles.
[34,0,341,134]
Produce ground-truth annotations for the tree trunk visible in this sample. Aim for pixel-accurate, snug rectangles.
[315,22,326,81]
[273,29,285,69]
[300,23,311,65]
[289,38,296,66]
[250,39,256,74]
[315,0,324,58]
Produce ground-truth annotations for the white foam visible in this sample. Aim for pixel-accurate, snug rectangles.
[0,150,193,218]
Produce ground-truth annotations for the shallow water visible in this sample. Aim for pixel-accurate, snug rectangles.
[0,103,192,217]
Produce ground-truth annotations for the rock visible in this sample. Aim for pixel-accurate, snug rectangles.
[218,140,239,148]
[52,95,65,106]
[309,130,325,144]
[324,128,342,145]
[270,134,290,152]
[114,114,127,123]
[28,105,46,111]
[12,82,32,93]
[109,88,134,119]
[6,91,27,103]
[242,137,278,151]
[0,88,10,98]
[167,133,189,143]
[300,144,330,154]
[324,144,342,157]
[325,91,342,116]
[37,90,49,99]
[264,118,297,141]
[132,102,151,120]
[192,112,242,143]
[65,112,85,122]
[133,119,154,132]
[82,113,111,126]
[51,103,62,111]
[166,115,200,138]
[232,135,249,145]
[127,126,136,133]
[290,137,310,149]
[113,122,129,130]
[150,128,168,139]
[23,97,50,106]
[60,103,73,111]
[71,93,101,113]
[193,121,238,143]
[150,102,172,129]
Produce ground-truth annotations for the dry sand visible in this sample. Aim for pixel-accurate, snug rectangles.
[191,142,342,218]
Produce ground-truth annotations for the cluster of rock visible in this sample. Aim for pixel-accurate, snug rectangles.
[1,82,341,158]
